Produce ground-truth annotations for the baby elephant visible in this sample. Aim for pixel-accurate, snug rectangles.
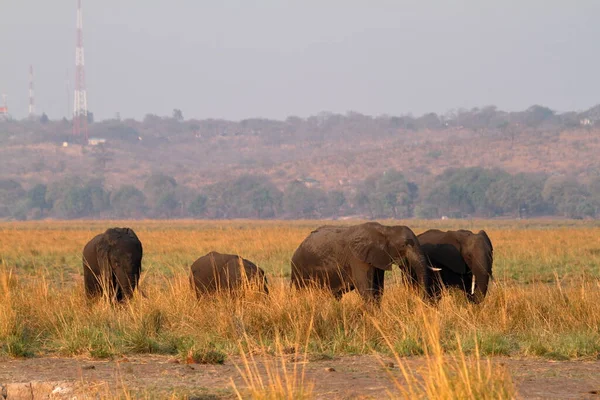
[190,251,268,297]
[82,227,143,302]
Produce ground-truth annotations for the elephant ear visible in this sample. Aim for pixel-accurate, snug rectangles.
[471,230,494,277]
[421,243,468,275]
[477,230,494,255]
[348,226,393,270]
[95,234,114,269]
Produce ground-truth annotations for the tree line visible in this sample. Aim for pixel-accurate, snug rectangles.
[1,167,599,220]
[3,104,600,149]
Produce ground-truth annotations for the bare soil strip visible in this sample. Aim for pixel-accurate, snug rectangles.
[1,355,599,399]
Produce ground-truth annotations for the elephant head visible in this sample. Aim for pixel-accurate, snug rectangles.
[461,229,493,301]
[347,222,432,297]
[94,228,143,301]
[418,229,493,303]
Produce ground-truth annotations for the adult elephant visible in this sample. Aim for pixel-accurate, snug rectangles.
[82,227,143,302]
[190,251,268,297]
[291,222,432,302]
[417,229,493,303]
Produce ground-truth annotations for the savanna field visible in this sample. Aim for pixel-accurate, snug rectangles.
[1,219,600,399]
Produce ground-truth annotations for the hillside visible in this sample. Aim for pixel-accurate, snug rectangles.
[1,112,599,192]
[2,105,600,220]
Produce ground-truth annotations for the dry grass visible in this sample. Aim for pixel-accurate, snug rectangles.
[1,219,599,398]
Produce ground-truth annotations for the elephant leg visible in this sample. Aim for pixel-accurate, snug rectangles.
[83,269,103,299]
[372,268,385,304]
[111,273,121,302]
[350,259,375,302]
[115,278,124,302]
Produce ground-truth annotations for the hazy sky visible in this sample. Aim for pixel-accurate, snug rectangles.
[1,1,599,121]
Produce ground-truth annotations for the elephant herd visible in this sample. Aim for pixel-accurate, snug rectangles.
[82,222,494,305]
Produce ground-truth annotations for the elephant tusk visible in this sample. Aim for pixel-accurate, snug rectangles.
[471,275,476,295]
[429,267,442,272]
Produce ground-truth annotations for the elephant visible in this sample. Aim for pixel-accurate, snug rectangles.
[82,227,143,302]
[190,251,268,297]
[417,229,493,303]
[290,222,433,303]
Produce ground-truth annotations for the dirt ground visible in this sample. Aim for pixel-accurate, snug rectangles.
[1,355,599,399]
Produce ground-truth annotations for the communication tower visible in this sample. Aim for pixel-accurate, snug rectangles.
[0,94,8,120]
[29,65,35,118]
[73,0,89,142]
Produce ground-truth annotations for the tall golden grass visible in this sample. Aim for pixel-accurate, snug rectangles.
[0,220,599,398]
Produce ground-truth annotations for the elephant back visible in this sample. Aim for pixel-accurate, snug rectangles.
[292,225,349,266]
[418,229,458,248]
[191,251,267,294]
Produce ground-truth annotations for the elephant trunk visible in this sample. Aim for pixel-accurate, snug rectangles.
[113,262,136,301]
[469,249,492,304]
[405,246,433,299]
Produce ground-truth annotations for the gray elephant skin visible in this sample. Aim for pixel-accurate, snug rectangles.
[418,229,493,303]
[291,222,432,302]
[190,251,268,297]
[82,227,143,302]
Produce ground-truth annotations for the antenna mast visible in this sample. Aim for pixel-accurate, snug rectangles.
[29,65,35,118]
[73,0,89,143]
[0,94,7,120]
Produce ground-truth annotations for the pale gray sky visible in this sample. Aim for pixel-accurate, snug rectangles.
[1,1,599,121]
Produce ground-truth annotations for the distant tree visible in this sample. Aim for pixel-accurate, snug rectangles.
[203,175,282,219]
[250,186,279,218]
[111,185,147,218]
[172,109,184,121]
[144,173,177,213]
[542,176,594,218]
[560,112,580,128]
[27,183,50,217]
[354,191,374,219]
[587,176,600,216]
[155,192,179,218]
[188,194,208,217]
[355,170,418,218]
[523,105,555,127]
[416,113,442,130]
[326,190,346,218]
[143,113,162,125]
[98,121,140,143]
[283,181,327,218]
[144,174,177,196]
[486,173,548,217]
[55,186,93,218]
[0,179,26,218]
[45,177,109,218]
[172,186,195,217]
[91,143,114,171]
[422,168,509,218]
[87,180,110,213]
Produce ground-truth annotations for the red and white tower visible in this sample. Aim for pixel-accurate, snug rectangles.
[28,65,35,118]
[0,94,8,120]
[73,0,89,142]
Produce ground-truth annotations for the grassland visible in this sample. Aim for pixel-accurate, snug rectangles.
[1,219,599,398]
